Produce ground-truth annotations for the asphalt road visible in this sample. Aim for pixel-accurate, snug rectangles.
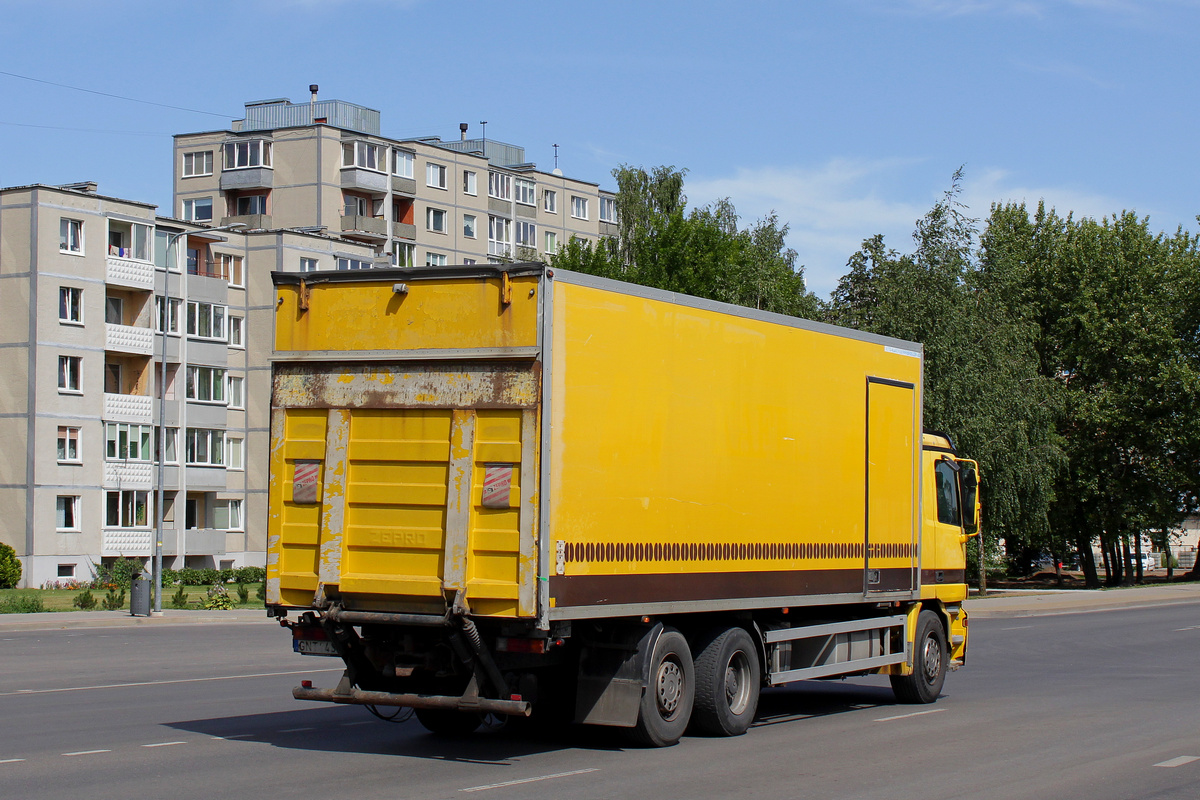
[2,601,1198,800]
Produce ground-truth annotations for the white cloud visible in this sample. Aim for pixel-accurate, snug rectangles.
[687,159,1124,300]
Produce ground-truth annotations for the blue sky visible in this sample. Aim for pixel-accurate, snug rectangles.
[1,0,1196,296]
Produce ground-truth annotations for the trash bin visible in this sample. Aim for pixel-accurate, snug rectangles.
[130,573,151,616]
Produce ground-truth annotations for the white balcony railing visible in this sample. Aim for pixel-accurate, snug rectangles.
[103,392,153,424]
[105,323,154,356]
[105,255,155,291]
[103,461,153,489]
[102,527,153,556]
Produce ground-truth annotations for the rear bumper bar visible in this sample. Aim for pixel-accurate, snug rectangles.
[293,685,531,717]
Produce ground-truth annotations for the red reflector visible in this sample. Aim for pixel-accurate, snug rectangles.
[301,680,313,689]
[293,627,328,641]
[510,694,522,702]
[963,617,969,627]
[496,637,545,654]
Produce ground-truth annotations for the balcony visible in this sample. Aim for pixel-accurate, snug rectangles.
[104,460,153,489]
[220,214,272,230]
[392,175,416,196]
[341,168,388,194]
[392,221,417,240]
[103,392,153,424]
[105,322,154,356]
[186,257,229,280]
[102,527,228,557]
[219,167,273,191]
[105,253,154,291]
[340,214,388,240]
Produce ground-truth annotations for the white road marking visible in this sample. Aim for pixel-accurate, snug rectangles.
[874,709,946,722]
[142,741,186,748]
[210,734,255,740]
[62,750,111,756]
[0,667,342,697]
[0,758,25,764]
[340,721,374,727]
[278,727,313,733]
[461,769,599,793]
[1154,756,1200,768]
[1173,626,1200,632]
[1000,625,1034,631]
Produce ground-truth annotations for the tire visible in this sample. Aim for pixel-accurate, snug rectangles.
[690,626,761,736]
[414,707,484,736]
[628,628,694,747]
[890,609,947,704]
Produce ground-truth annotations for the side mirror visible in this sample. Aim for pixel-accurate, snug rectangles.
[960,463,979,534]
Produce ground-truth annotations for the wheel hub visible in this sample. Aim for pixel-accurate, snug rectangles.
[922,635,942,682]
[656,659,683,716]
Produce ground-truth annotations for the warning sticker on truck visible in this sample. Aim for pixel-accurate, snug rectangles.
[482,464,514,508]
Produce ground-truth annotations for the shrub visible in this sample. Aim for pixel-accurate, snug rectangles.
[161,568,180,587]
[93,557,146,590]
[218,568,236,584]
[73,589,97,610]
[0,594,45,613]
[256,582,266,602]
[202,584,233,610]
[235,583,249,604]
[102,587,126,611]
[177,568,221,586]
[170,585,190,609]
[0,543,21,589]
[234,566,265,584]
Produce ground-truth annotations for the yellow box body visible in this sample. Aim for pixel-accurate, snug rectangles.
[266,266,968,622]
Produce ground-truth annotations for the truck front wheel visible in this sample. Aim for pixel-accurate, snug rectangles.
[690,626,761,736]
[629,628,694,747]
[890,609,947,704]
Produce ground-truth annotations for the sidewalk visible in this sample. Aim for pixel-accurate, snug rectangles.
[964,581,1200,618]
[0,607,276,632]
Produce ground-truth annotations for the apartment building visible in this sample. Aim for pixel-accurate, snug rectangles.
[0,183,375,587]
[172,95,618,268]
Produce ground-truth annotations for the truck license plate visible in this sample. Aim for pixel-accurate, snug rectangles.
[294,638,338,656]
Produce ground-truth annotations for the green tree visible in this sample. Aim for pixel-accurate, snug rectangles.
[0,543,20,589]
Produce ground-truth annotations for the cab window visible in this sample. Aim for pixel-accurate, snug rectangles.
[934,460,961,526]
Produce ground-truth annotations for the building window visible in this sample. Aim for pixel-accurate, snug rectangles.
[516,221,536,249]
[57,426,81,463]
[56,496,80,532]
[155,297,181,334]
[186,301,227,340]
[600,197,618,223]
[105,490,150,528]
[213,498,243,530]
[57,563,76,578]
[571,196,588,220]
[515,178,536,207]
[545,231,558,254]
[463,258,476,265]
[157,427,178,464]
[300,257,319,272]
[426,207,447,233]
[392,149,414,178]
[463,214,477,239]
[463,170,477,195]
[337,257,371,271]
[392,243,415,267]
[105,296,124,325]
[488,172,512,201]
[58,355,81,393]
[223,139,271,170]
[59,287,83,324]
[543,190,557,214]
[60,219,83,253]
[226,437,244,471]
[234,195,267,216]
[186,428,225,466]
[227,375,244,409]
[182,198,213,222]
[342,141,383,172]
[106,422,153,461]
[182,150,213,177]
[228,317,244,348]
[108,221,152,261]
[186,366,227,404]
[217,254,243,286]
[426,162,447,189]
[426,252,447,267]
[344,194,373,217]
[488,216,511,257]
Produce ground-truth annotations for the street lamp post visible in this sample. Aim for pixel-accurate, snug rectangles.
[153,223,245,614]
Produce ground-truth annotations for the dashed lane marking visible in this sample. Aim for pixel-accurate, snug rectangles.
[210,734,254,740]
[1155,756,1200,768]
[461,769,600,793]
[340,721,375,727]
[0,759,25,764]
[142,741,186,748]
[278,727,314,733]
[874,709,946,722]
[1173,626,1200,632]
[1000,625,1034,631]
[62,750,111,757]
[1,667,342,696]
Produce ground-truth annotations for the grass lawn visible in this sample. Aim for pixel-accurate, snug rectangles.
[0,584,266,613]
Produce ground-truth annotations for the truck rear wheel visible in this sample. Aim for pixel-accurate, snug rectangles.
[690,626,761,736]
[628,628,694,747]
[414,708,483,736]
[890,610,947,704]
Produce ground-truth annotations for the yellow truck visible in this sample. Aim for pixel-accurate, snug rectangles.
[267,264,978,746]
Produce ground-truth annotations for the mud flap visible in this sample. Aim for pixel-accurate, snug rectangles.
[574,622,660,727]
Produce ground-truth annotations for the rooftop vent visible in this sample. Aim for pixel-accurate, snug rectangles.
[58,182,98,194]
